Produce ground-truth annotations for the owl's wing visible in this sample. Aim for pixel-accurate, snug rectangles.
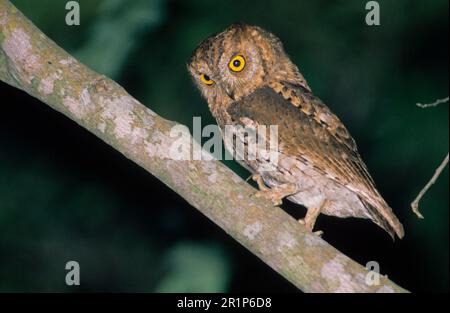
[227,86,404,239]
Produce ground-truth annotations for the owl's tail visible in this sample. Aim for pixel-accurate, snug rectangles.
[359,196,405,240]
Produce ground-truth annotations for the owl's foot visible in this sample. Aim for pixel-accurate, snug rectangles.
[254,183,297,206]
[299,219,323,237]
[251,174,269,191]
[298,200,328,236]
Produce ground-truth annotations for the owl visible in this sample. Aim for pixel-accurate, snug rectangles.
[187,23,404,239]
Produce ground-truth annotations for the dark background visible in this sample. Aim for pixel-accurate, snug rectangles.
[0,0,448,292]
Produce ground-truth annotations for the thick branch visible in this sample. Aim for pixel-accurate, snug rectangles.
[0,0,407,293]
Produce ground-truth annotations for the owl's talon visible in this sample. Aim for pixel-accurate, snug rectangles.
[254,190,283,206]
[253,182,297,207]
[313,230,324,237]
[251,174,269,191]
[298,219,323,236]
[299,200,328,235]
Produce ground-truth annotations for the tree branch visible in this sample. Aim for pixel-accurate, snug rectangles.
[0,0,407,293]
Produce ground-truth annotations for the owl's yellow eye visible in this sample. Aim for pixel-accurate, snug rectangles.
[200,74,214,85]
[228,55,246,72]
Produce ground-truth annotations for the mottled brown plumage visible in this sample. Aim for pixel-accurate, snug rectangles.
[188,23,404,239]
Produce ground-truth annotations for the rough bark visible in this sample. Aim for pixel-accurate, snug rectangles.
[0,0,408,293]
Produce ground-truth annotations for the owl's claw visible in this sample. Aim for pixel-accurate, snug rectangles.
[298,200,329,236]
[313,230,324,237]
[251,174,269,191]
[299,218,324,236]
[253,182,297,207]
[254,190,283,206]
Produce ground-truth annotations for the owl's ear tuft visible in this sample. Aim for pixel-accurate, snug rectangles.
[227,22,250,32]
[186,62,195,77]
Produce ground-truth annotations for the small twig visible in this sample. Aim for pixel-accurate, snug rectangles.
[416,97,449,108]
[411,153,449,218]
[411,96,449,218]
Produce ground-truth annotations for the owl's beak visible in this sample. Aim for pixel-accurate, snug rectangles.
[224,86,236,101]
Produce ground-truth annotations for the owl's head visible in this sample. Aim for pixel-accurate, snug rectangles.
[188,23,307,109]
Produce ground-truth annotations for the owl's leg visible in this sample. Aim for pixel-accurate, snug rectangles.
[299,200,329,237]
[253,178,298,206]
